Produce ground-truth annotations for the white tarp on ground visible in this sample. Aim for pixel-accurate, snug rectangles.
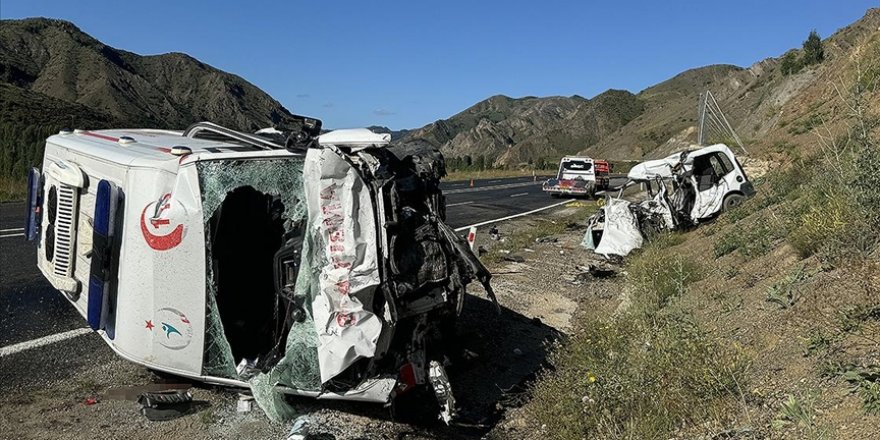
[303,147,383,383]
[594,198,644,257]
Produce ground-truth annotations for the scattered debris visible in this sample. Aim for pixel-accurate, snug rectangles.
[586,263,617,278]
[489,226,501,240]
[237,394,255,413]
[84,397,98,406]
[137,389,207,422]
[286,415,311,440]
[429,360,456,425]
[105,383,193,401]
[503,255,526,263]
[535,236,558,243]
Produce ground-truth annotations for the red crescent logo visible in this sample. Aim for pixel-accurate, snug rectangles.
[140,195,184,251]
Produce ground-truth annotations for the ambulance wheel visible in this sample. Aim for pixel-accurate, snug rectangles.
[722,193,745,211]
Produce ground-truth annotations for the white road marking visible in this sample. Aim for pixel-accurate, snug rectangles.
[0,327,93,358]
[509,192,529,198]
[446,201,474,207]
[454,199,573,232]
[0,227,24,233]
[0,233,25,239]
[445,181,541,195]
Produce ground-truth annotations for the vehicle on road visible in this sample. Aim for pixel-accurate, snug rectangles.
[584,144,754,257]
[25,118,495,421]
[542,156,611,198]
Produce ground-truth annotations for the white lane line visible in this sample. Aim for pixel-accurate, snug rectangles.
[445,181,541,195]
[0,233,25,239]
[0,327,93,358]
[0,227,24,233]
[447,201,474,207]
[454,199,573,232]
[509,192,529,198]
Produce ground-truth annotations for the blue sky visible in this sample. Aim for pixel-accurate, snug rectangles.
[2,1,876,129]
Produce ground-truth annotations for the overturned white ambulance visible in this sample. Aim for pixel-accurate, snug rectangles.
[26,118,495,420]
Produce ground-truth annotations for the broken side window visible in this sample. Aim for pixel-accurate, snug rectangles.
[196,158,317,384]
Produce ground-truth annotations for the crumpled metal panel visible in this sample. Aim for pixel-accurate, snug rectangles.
[303,147,384,383]
[593,198,644,257]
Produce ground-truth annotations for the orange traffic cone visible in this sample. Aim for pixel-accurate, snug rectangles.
[470,178,474,188]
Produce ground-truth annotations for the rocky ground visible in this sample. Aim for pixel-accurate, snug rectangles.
[0,203,611,440]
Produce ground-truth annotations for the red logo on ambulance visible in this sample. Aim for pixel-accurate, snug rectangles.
[140,193,185,251]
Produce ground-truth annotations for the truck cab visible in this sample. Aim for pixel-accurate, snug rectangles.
[542,156,610,198]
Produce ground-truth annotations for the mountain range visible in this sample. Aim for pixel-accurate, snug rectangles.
[1,9,879,192]
[401,8,880,165]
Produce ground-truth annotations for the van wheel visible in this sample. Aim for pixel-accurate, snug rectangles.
[722,193,745,211]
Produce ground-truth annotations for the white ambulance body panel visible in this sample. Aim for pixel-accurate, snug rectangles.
[36,129,302,384]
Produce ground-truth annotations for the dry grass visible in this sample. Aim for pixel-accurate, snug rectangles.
[527,237,749,439]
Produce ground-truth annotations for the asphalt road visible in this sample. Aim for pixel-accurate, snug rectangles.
[0,175,577,349]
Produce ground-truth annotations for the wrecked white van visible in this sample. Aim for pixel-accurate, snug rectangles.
[25,118,495,420]
[584,144,754,257]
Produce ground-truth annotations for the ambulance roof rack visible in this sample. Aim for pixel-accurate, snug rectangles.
[183,115,323,153]
[183,121,284,150]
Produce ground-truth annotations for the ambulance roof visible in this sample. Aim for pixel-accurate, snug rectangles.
[45,127,390,170]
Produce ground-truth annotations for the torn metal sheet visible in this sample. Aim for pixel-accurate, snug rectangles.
[593,198,644,257]
[303,146,383,383]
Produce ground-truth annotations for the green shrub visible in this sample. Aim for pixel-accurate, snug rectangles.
[713,219,778,259]
[628,241,704,310]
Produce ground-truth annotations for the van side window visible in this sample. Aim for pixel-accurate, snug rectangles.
[708,153,730,178]
[716,152,735,176]
[691,155,716,191]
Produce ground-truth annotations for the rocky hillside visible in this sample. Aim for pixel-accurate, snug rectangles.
[0,17,304,199]
[0,18,297,130]
[402,90,644,166]
[403,8,880,166]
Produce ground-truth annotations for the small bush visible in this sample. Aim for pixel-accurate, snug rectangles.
[628,241,704,310]
[766,266,809,309]
[713,219,778,259]
[841,367,880,414]
[781,51,804,76]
